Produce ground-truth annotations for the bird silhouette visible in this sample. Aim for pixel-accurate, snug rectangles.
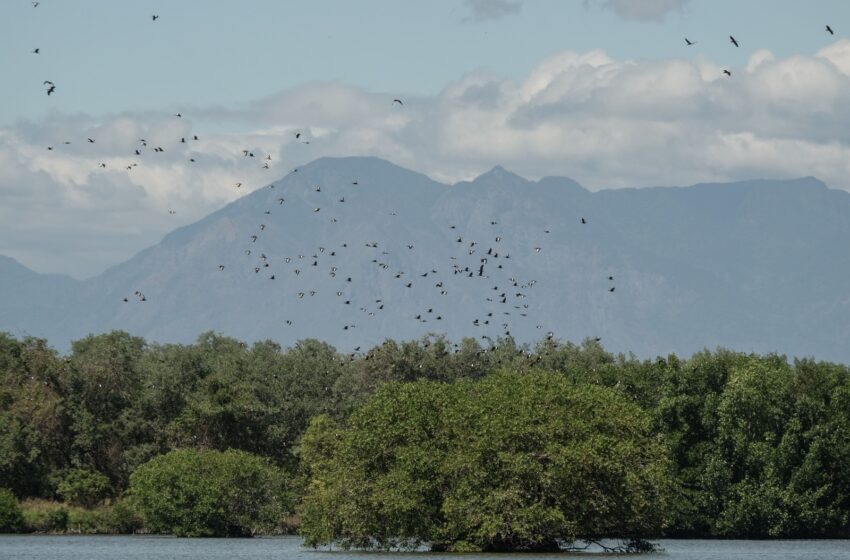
[729,35,739,47]
[685,38,696,46]
[152,14,159,21]
[32,48,40,54]
[826,25,834,35]
[723,69,732,76]
[393,98,404,106]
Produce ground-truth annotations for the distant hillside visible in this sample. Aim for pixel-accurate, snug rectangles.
[2,156,850,361]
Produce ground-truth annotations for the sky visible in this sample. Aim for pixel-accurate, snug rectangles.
[3,0,850,278]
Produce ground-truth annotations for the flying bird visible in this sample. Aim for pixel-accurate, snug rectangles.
[393,98,404,106]
[723,69,732,76]
[152,14,159,21]
[32,48,40,54]
[685,38,696,46]
[826,25,834,35]
[729,35,739,47]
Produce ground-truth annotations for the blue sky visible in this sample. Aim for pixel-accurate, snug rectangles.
[2,0,847,126]
[4,0,850,278]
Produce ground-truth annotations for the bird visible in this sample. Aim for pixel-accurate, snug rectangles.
[193,135,199,140]
[729,35,739,48]
[218,265,225,271]
[44,81,55,95]
[826,25,834,35]
[152,14,159,21]
[393,98,404,106]
[32,48,40,54]
[723,69,732,77]
[581,217,587,224]
[295,132,301,139]
[685,38,696,46]
[609,287,616,293]
[175,113,182,118]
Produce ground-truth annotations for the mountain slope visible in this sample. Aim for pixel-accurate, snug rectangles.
[2,156,850,361]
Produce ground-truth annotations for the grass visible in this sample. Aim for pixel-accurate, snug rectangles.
[20,499,142,534]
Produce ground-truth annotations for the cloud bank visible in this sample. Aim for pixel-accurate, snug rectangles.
[4,41,850,278]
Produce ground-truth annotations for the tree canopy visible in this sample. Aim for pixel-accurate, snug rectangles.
[1,330,849,542]
[299,371,672,551]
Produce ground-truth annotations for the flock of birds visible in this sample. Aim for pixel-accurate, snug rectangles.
[25,4,842,353]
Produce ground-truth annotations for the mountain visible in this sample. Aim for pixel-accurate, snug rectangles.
[3,156,850,362]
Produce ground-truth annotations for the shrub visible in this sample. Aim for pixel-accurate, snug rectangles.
[0,488,24,533]
[129,448,290,537]
[56,469,111,508]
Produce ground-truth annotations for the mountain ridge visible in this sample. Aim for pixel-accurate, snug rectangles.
[3,156,849,362]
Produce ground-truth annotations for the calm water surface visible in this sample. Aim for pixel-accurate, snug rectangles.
[0,536,847,560]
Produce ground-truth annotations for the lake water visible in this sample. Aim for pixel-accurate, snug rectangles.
[0,536,847,560]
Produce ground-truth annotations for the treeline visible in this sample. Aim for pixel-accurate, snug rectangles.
[0,331,849,543]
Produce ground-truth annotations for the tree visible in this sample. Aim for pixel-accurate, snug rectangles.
[300,371,672,551]
[0,488,23,533]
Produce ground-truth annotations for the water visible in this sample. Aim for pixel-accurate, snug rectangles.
[0,536,847,560]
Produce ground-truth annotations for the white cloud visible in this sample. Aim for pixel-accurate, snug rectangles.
[4,42,850,278]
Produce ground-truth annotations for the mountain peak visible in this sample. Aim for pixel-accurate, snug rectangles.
[476,165,526,182]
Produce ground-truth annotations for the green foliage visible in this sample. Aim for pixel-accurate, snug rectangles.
[0,334,66,498]
[55,469,111,508]
[129,448,290,537]
[2,330,850,539]
[299,371,672,551]
[23,504,71,533]
[0,488,24,533]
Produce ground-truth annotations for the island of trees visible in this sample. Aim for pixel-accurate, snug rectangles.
[1,331,849,550]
